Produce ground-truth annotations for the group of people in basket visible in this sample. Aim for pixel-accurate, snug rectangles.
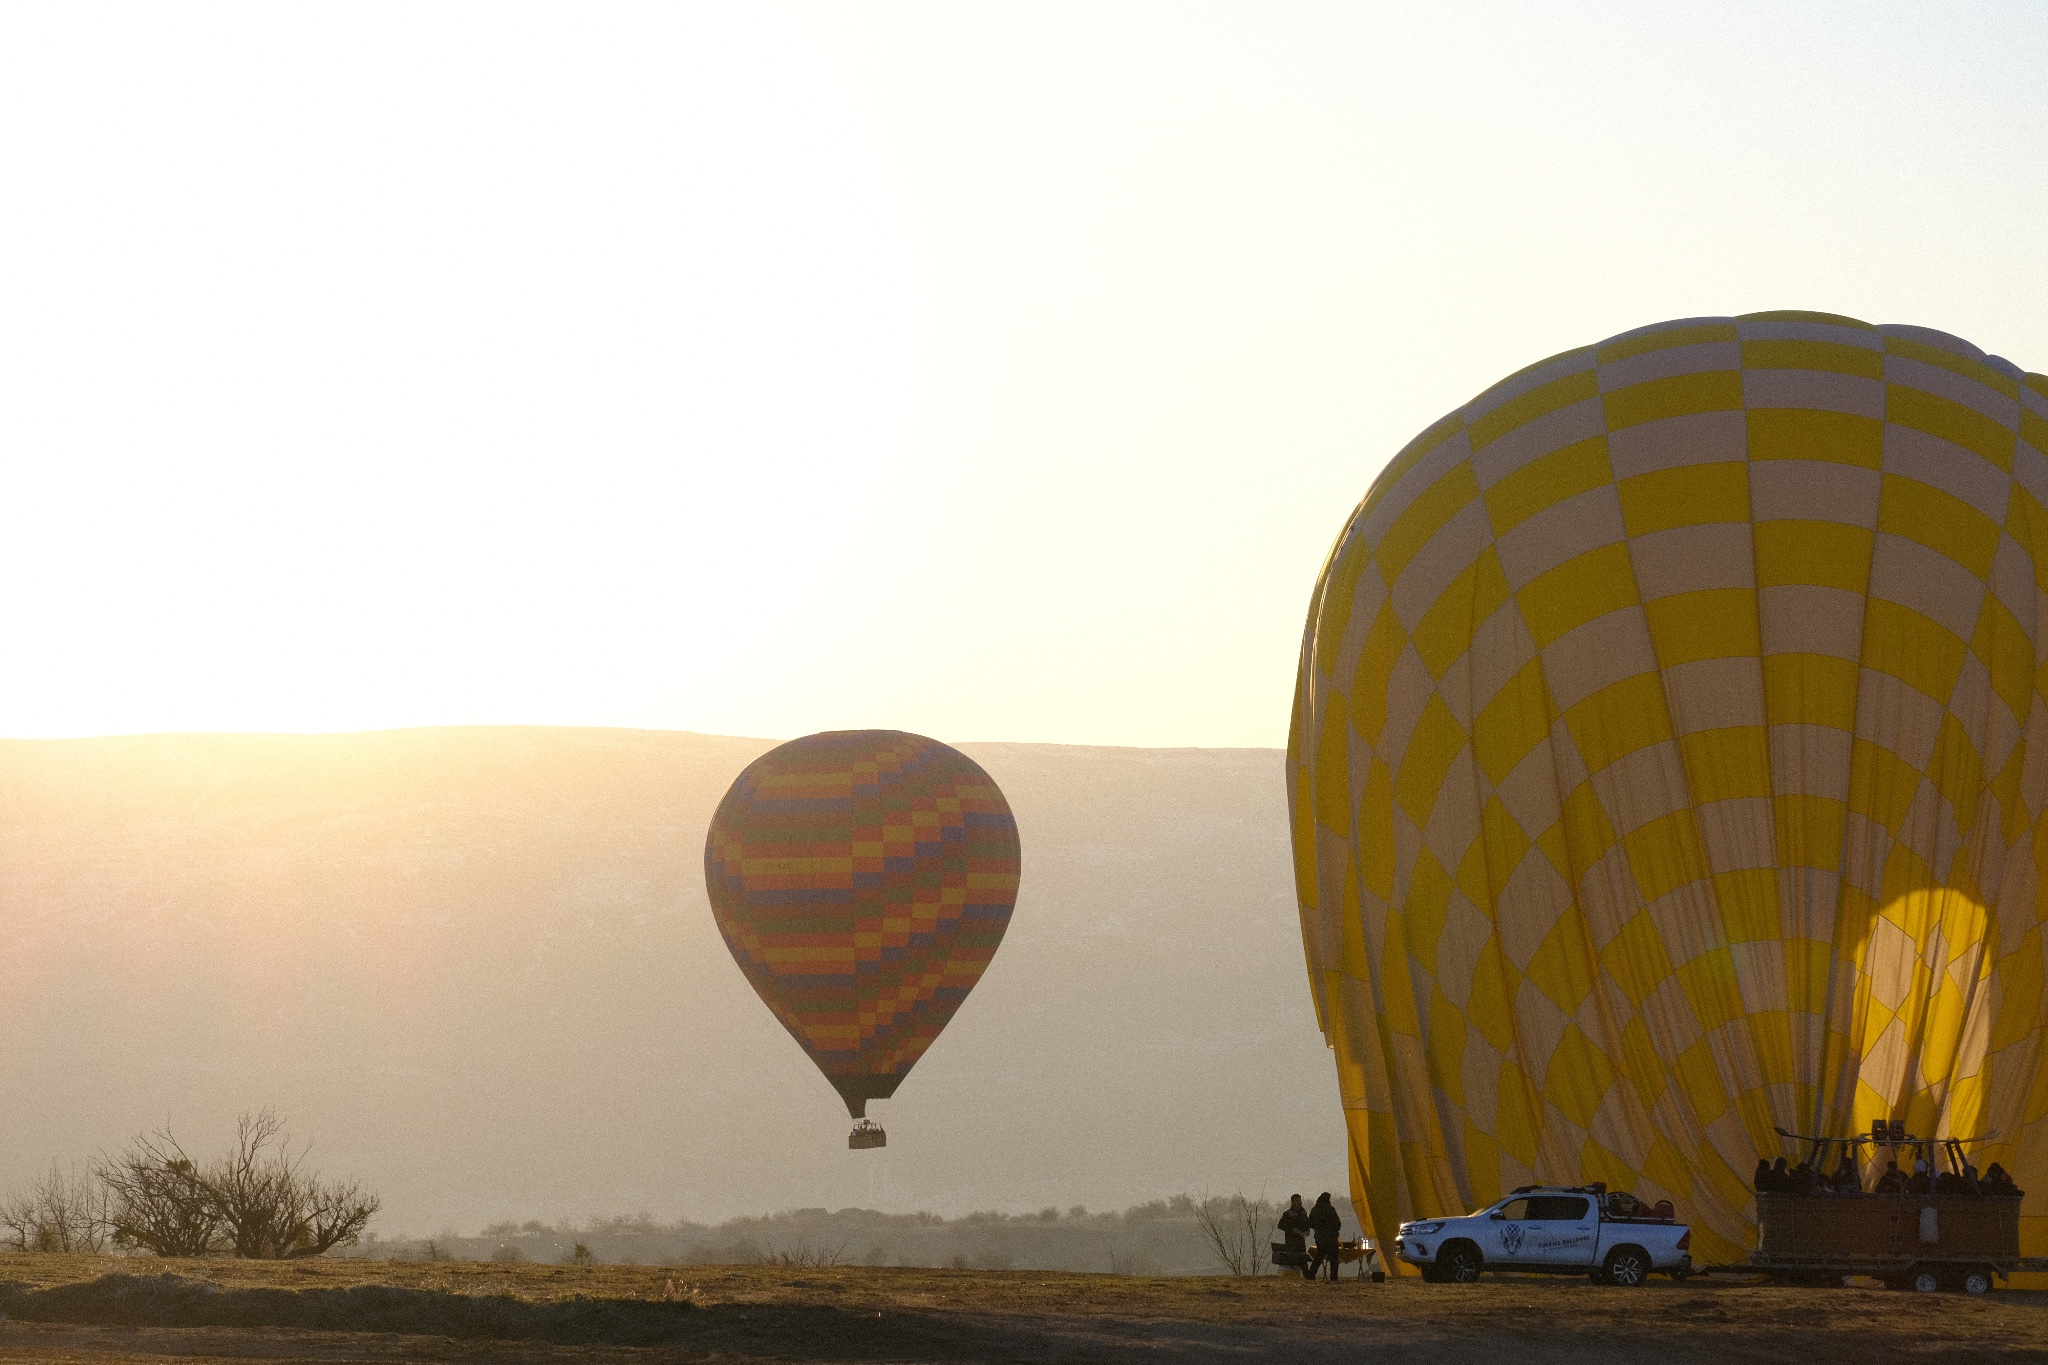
[1753,1155,2024,1197]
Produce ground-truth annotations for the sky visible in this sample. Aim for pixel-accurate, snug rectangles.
[3,2,2044,748]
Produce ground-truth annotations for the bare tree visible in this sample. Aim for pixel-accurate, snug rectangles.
[209,1109,296,1258]
[1192,1192,1272,1276]
[208,1109,381,1258]
[96,1130,222,1257]
[0,1162,111,1253]
[296,1171,381,1258]
[96,1109,379,1259]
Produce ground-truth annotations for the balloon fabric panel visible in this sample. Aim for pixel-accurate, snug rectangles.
[706,731,1020,1118]
[1288,314,2048,1267]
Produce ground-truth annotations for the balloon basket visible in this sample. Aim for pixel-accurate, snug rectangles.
[849,1119,886,1150]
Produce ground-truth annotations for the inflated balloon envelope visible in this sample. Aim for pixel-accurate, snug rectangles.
[705,730,1021,1149]
[1288,313,2048,1267]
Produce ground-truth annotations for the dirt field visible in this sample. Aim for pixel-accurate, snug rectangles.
[0,1254,2042,1364]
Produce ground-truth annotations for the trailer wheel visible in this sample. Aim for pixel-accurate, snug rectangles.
[1961,1268,1992,1295]
[1601,1246,1651,1288]
[1910,1268,1942,1293]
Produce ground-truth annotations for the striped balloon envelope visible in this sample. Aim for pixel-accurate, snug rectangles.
[1288,312,2048,1265]
[705,731,1021,1147]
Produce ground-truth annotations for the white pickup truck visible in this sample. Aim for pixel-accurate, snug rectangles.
[1394,1184,1692,1286]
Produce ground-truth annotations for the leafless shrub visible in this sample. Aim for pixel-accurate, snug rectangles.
[96,1129,222,1257]
[753,1243,844,1267]
[1192,1193,1272,1276]
[0,1162,111,1253]
[563,1243,597,1265]
[211,1111,380,1259]
[95,1109,379,1259]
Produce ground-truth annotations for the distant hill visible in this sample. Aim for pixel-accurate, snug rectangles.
[0,728,1346,1235]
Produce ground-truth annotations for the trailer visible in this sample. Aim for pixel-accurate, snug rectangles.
[1722,1125,2042,1292]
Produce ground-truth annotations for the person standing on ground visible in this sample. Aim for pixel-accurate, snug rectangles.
[1307,1192,1343,1282]
[1277,1195,1312,1279]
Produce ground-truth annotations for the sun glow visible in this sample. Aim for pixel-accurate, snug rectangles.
[3,4,2044,745]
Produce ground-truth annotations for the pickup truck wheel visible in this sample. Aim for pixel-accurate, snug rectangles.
[1961,1268,1993,1295]
[1437,1243,1483,1284]
[1601,1246,1650,1287]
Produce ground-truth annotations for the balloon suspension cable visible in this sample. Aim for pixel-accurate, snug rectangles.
[849,1118,886,1151]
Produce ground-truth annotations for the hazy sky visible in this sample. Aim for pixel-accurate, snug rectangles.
[4,2,2044,747]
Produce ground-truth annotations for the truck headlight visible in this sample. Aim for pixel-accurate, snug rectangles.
[1405,1221,1444,1234]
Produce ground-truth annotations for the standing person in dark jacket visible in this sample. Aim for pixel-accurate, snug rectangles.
[1307,1192,1343,1282]
[1277,1195,1312,1279]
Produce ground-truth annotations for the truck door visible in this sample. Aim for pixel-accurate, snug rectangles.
[1528,1195,1598,1267]
[1487,1194,1596,1268]
[1482,1197,1538,1265]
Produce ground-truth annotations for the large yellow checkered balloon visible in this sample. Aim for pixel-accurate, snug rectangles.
[1288,312,2048,1267]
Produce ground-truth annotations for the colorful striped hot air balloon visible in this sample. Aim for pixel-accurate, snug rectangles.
[705,730,1021,1148]
[1288,312,2048,1267]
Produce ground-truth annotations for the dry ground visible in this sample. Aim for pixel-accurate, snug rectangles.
[0,1254,2041,1364]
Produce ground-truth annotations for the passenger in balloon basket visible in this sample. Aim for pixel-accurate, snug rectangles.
[1276,1195,1312,1279]
[1306,1192,1343,1282]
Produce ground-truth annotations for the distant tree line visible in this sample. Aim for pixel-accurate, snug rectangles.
[1,1110,378,1259]
[370,1193,1355,1277]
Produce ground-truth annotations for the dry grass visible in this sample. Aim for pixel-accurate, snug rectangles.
[0,1252,2042,1363]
